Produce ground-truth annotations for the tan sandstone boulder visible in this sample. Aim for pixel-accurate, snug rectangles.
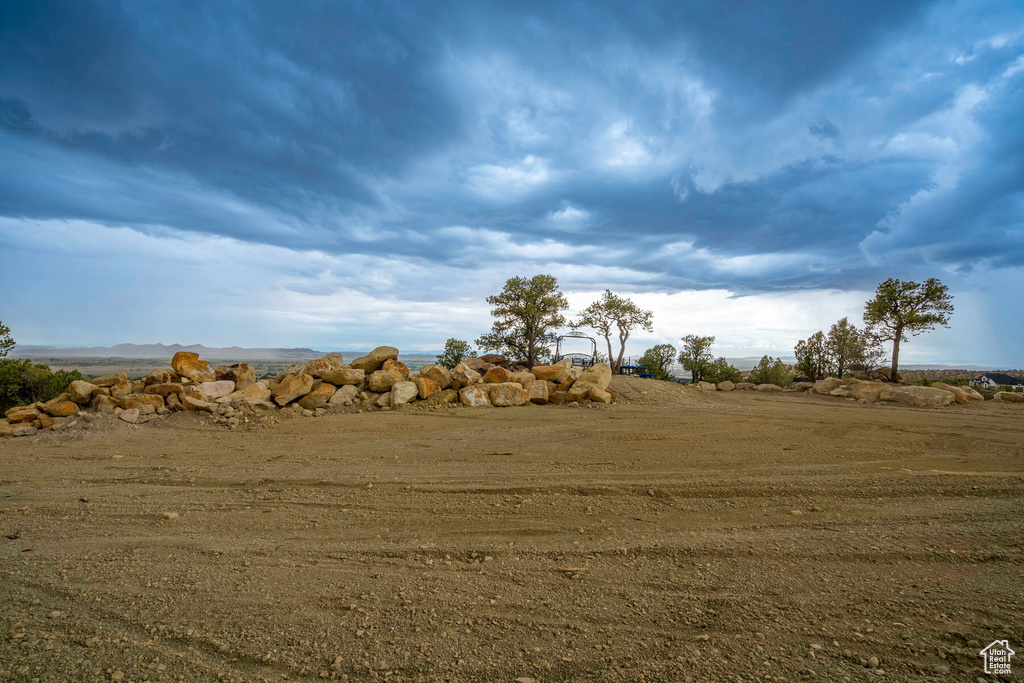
[144,368,180,386]
[510,371,536,386]
[459,384,491,407]
[418,364,452,389]
[390,381,419,406]
[931,382,972,404]
[120,394,165,414]
[530,365,572,383]
[228,382,273,406]
[452,362,482,390]
[487,382,529,407]
[329,385,360,406]
[589,387,612,404]
[172,352,216,383]
[483,367,512,383]
[272,374,315,406]
[879,385,954,407]
[696,381,717,391]
[813,378,843,395]
[717,381,735,392]
[527,380,549,404]
[382,359,410,380]
[297,382,337,410]
[91,395,119,413]
[792,382,814,393]
[91,371,128,387]
[412,376,441,399]
[756,383,783,392]
[350,346,399,373]
[41,395,80,417]
[145,382,183,397]
[575,363,612,391]
[67,380,98,404]
[194,381,236,401]
[215,364,256,390]
[319,367,365,386]
[735,382,756,390]
[995,391,1024,403]
[847,380,885,402]
[368,365,406,392]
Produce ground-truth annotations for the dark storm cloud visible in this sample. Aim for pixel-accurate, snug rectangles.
[1,0,1022,292]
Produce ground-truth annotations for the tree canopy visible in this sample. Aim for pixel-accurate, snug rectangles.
[678,334,716,383]
[475,274,568,368]
[0,321,13,358]
[435,338,474,370]
[638,343,676,380]
[863,278,953,374]
[574,290,653,374]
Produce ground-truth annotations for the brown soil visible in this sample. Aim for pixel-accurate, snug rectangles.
[2,378,1022,682]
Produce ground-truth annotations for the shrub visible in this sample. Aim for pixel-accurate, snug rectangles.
[748,355,793,387]
[704,357,742,384]
[0,359,84,412]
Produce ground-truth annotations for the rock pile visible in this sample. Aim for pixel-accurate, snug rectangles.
[0,348,615,437]
[793,377,986,407]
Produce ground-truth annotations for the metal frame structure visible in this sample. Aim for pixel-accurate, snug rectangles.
[554,332,598,368]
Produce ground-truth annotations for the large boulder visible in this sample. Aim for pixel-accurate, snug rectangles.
[879,385,954,408]
[459,384,491,407]
[283,353,345,378]
[272,374,315,406]
[412,376,441,399]
[717,381,736,392]
[871,367,893,382]
[463,357,493,373]
[144,368,180,386]
[510,371,536,386]
[527,380,549,404]
[91,371,128,388]
[41,395,80,417]
[382,359,410,380]
[350,347,399,373]
[813,378,843,395]
[482,367,512,384]
[368,365,406,392]
[215,364,256,390]
[487,382,529,407]
[328,384,360,406]
[319,367,365,386]
[574,362,612,391]
[172,352,216,383]
[110,380,135,400]
[120,394,165,414]
[847,380,885,402]
[91,395,119,413]
[756,383,783,392]
[452,362,482,389]
[418,364,452,389]
[735,382,756,390]
[995,391,1024,403]
[298,382,338,410]
[425,389,459,406]
[67,380,98,404]
[194,380,236,401]
[479,354,509,368]
[390,381,419,406]
[145,382,184,397]
[589,387,613,404]
[228,382,273,406]
[696,381,717,391]
[792,382,814,393]
[183,395,216,412]
[931,382,971,404]
[530,365,571,383]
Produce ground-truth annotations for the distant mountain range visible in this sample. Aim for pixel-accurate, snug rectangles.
[11,343,440,363]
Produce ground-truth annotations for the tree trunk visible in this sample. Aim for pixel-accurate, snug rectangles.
[891,331,901,377]
[604,335,615,374]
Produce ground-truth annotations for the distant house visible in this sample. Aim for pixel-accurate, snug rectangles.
[971,373,1024,391]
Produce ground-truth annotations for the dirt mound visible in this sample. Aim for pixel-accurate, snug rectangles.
[608,375,713,406]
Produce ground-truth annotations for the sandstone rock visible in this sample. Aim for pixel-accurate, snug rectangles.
[931,382,972,404]
[298,382,337,410]
[118,409,140,424]
[459,384,491,407]
[575,363,612,391]
[131,380,146,394]
[813,378,843,395]
[696,381,717,391]
[568,367,583,382]
[510,371,536,386]
[165,393,183,411]
[879,385,954,407]
[483,367,512,383]
[36,414,56,429]
[488,382,529,407]
[91,371,128,387]
[359,391,379,404]
[382,359,410,380]
[350,346,399,373]
[412,376,441,399]
[328,384,361,406]
[91,395,119,413]
[283,354,345,378]
[995,391,1024,403]
[463,357,493,372]
[375,393,392,408]
[735,382,756,390]
[425,388,459,406]
[847,380,885,402]
[418,364,452,389]
[183,395,217,412]
[479,354,509,367]
[792,382,814,393]
[829,387,851,398]
[756,383,783,392]
[215,364,256,390]
[272,374,315,406]
[119,394,165,412]
[548,385,571,405]
[555,358,574,369]
[110,380,135,400]
[67,380,98,404]
[228,382,272,405]
[318,367,365,386]
[717,381,736,392]
[12,424,38,437]
[853,371,871,381]
[144,368,180,386]
[41,395,80,417]
[589,387,612,404]
[390,381,419,406]
[871,367,893,382]
[527,380,549,404]
[452,362,482,389]
[0,420,12,437]
[965,387,985,401]
[145,382,183,397]
[567,382,591,402]
[368,365,406,392]
[530,364,571,383]
[172,352,216,383]
[194,380,236,401]
[6,406,40,424]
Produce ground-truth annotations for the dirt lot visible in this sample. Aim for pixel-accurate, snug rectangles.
[2,378,1022,682]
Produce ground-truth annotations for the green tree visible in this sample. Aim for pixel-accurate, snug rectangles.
[637,343,677,380]
[574,290,654,374]
[0,359,84,412]
[678,334,716,383]
[863,278,953,375]
[704,357,743,384]
[794,331,830,380]
[476,274,568,368]
[0,321,13,358]
[436,338,475,370]
[826,317,882,377]
[748,355,793,387]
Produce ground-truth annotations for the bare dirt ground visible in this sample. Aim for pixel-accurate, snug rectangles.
[2,377,1023,682]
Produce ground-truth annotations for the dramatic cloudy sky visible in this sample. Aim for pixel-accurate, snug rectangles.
[1,1,1022,365]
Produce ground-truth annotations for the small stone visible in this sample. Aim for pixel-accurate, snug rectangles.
[867,656,879,668]
[933,664,950,674]
[695,634,709,641]
[118,409,140,424]
[161,512,179,520]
